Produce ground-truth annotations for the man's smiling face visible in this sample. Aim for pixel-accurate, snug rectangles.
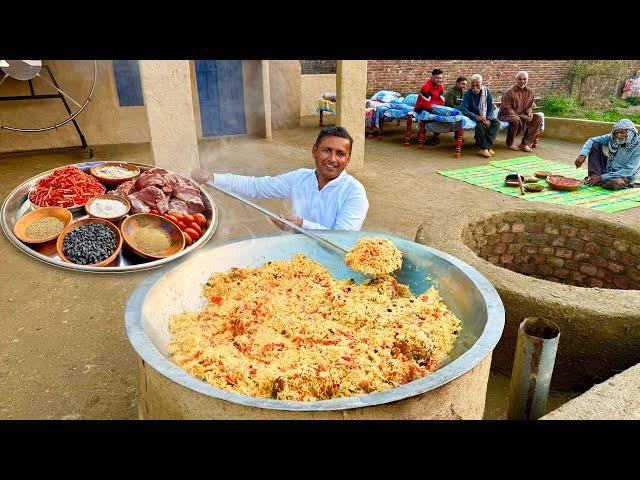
[313,135,351,183]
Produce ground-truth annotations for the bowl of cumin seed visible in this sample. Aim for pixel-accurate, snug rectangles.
[13,206,73,244]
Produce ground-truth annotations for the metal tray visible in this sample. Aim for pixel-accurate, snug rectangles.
[1,161,218,272]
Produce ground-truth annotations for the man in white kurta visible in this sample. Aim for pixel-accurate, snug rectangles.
[191,126,369,230]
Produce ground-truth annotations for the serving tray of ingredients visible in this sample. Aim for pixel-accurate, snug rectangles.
[1,161,218,272]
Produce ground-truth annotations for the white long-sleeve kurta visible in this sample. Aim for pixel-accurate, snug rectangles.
[210,168,369,230]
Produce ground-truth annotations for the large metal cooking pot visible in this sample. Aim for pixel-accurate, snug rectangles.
[125,231,505,419]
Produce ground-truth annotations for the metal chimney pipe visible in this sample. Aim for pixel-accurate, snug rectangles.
[507,317,560,420]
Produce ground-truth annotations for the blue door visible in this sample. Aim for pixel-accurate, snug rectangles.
[195,60,247,136]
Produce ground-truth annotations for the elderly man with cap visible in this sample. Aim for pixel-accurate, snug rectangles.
[575,119,640,190]
[498,71,543,152]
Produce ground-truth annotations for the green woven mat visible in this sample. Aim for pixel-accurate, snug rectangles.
[438,156,640,213]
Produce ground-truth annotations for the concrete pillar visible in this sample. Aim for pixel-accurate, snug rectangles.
[336,60,367,176]
[139,60,200,174]
[261,60,272,139]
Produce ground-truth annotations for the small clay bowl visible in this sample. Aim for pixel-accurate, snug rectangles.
[121,213,185,260]
[524,176,539,183]
[56,218,122,267]
[90,162,140,186]
[85,194,131,222]
[534,170,552,179]
[13,206,73,244]
[525,183,545,192]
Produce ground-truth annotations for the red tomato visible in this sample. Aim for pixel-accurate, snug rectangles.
[176,221,187,230]
[165,214,179,224]
[189,222,202,235]
[170,212,185,222]
[149,209,159,215]
[183,231,193,246]
[193,213,207,227]
[183,214,195,224]
[184,228,200,241]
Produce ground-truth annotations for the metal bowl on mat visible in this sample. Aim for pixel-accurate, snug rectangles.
[504,173,537,187]
[125,231,505,419]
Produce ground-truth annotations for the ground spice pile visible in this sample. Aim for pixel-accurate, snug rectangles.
[130,226,171,253]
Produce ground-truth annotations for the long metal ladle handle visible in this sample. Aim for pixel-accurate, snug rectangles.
[205,181,349,255]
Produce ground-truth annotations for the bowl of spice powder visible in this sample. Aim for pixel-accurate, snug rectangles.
[13,206,73,244]
[121,213,185,260]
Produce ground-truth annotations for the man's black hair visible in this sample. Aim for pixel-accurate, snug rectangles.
[315,126,353,153]
[456,76,467,83]
[432,68,443,75]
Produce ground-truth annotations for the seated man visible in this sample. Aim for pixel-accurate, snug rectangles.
[575,119,640,190]
[414,68,446,145]
[498,71,543,152]
[444,76,468,109]
[191,126,369,230]
[459,74,501,158]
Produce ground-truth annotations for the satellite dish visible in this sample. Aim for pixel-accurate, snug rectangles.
[1,60,43,81]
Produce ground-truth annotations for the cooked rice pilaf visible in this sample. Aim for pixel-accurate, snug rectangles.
[344,237,403,275]
[169,253,461,401]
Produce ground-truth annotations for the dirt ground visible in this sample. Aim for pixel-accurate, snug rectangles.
[2,124,636,419]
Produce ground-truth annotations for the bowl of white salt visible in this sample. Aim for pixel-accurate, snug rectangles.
[84,194,131,222]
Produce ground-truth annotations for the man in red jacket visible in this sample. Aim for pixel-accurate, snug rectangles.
[414,68,445,145]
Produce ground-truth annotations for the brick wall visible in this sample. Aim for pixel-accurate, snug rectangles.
[367,60,574,98]
[301,60,640,98]
[463,213,640,290]
[300,60,337,75]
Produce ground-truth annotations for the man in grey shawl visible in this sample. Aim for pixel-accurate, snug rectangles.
[459,74,501,157]
[575,118,640,190]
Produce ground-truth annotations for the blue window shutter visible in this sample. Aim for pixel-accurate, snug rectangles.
[113,60,144,106]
